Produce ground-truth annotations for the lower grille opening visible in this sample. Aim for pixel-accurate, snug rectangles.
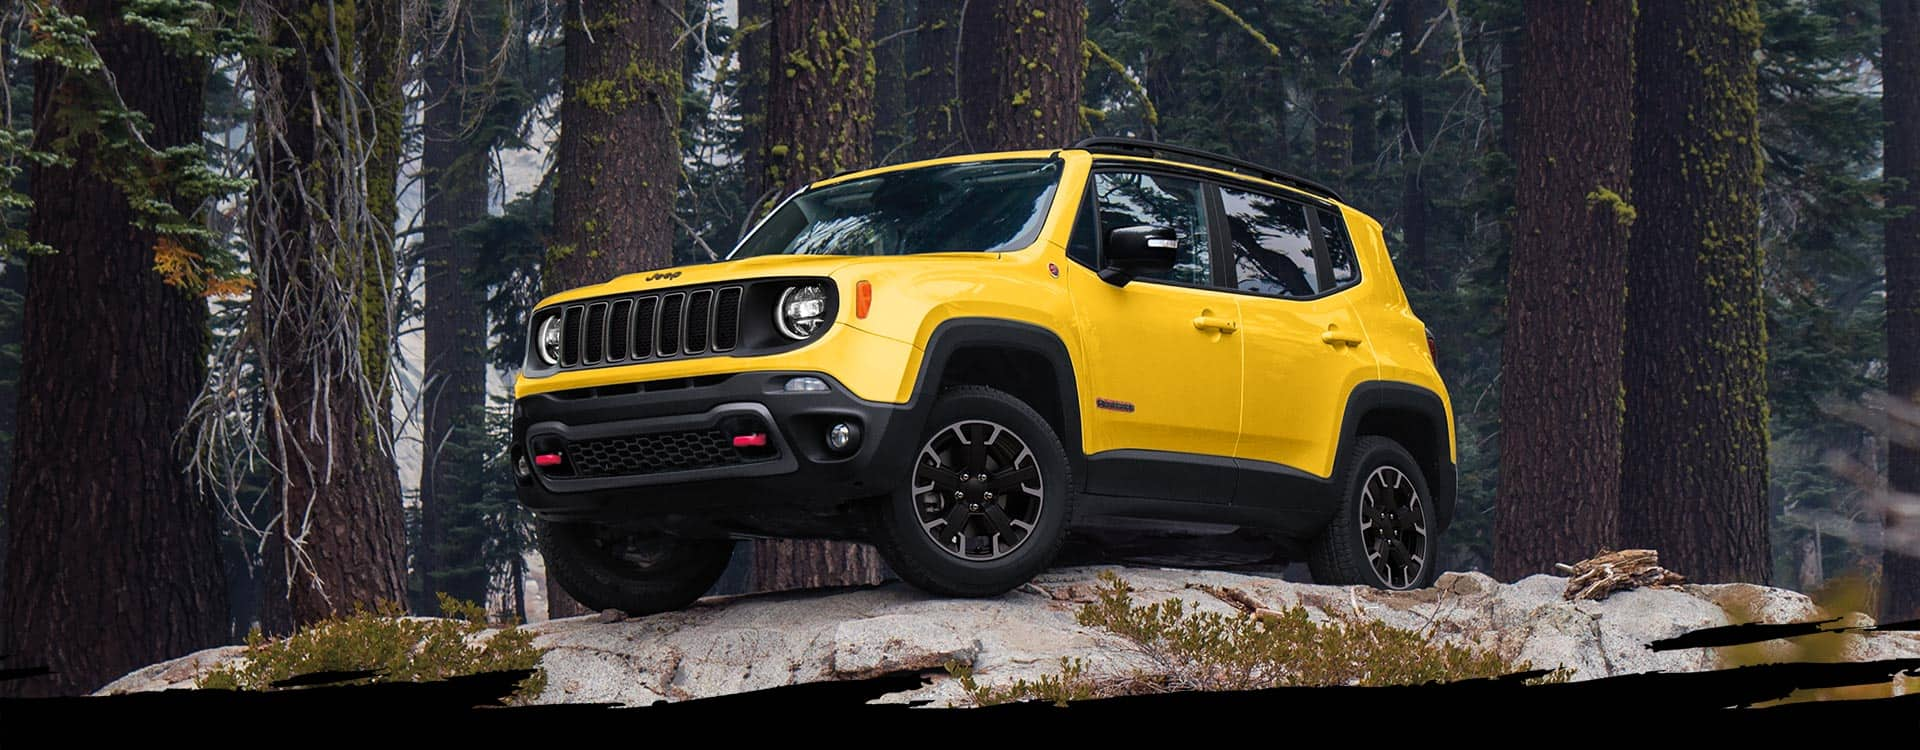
[564,424,774,478]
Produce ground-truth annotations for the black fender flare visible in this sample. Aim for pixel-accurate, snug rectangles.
[894,317,1086,489]
[1333,381,1458,532]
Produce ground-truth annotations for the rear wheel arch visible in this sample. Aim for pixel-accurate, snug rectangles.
[1336,382,1456,532]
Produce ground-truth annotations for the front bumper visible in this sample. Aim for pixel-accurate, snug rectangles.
[511,371,923,531]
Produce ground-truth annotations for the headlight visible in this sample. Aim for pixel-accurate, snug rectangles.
[537,315,564,366]
[774,284,830,340]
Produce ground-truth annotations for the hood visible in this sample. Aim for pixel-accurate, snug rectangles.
[534,253,999,308]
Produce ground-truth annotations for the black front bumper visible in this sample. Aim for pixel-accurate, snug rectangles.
[511,371,921,532]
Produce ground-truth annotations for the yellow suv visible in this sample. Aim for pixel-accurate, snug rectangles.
[513,138,1456,613]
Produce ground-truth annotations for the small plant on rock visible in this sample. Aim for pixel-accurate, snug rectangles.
[198,593,547,703]
[952,572,1561,705]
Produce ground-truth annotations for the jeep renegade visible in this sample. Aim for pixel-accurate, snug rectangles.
[513,137,1457,614]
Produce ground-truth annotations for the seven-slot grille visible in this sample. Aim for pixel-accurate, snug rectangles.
[555,286,743,368]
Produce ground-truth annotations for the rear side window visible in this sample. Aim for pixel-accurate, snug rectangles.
[1319,208,1358,287]
[1221,186,1318,298]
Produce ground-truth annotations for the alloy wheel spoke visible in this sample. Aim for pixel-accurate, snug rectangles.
[939,499,972,541]
[982,503,1016,538]
[917,464,964,492]
[985,464,1039,492]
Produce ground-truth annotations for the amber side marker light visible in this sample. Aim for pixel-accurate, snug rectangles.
[855,280,872,318]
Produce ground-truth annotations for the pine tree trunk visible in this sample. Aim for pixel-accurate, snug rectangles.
[1883,0,1920,620]
[248,1,410,626]
[1398,0,1431,286]
[907,0,962,159]
[738,0,772,220]
[1349,55,1376,177]
[421,0,496,607]
[746,0,888,592]
[1,1,228,696]
[544,0,684,618]
[1493,0,1635,581]
[1620,0,1769,584]
[873,0,911,162]
[763,0,878,198]
[959,0,1085,151]
[1314,79,1353,183]
[550,0,681,285]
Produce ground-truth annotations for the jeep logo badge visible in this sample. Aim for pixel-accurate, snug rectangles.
[644,271,682,282]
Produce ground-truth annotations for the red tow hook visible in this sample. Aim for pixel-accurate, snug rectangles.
[533,453,564,467]
[731,433,768,448]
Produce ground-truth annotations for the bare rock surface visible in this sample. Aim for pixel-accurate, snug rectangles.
[97,565,1920,706]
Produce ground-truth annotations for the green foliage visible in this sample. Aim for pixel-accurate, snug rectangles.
[1,1,252,283]
[198,594,547,703]
[950,573,1557,705]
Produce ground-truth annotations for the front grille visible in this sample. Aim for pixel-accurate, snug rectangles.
[566,429,748,478]
[553,285,742,369]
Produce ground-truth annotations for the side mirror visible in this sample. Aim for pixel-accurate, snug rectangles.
[1100,225,1179,286]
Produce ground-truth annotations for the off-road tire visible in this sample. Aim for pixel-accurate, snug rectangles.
[537,521,734,615]
[1307,436,1439,590]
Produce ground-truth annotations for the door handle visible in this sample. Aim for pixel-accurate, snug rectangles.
[1321,325,1363,347]
[1192,316,1239,334]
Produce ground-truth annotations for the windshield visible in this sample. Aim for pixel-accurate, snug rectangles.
[729,159,1062,258]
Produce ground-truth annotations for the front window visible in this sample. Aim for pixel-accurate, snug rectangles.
[729,160,1062,258]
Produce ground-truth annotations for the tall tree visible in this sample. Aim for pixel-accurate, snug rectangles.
[1493,0,1636,580]
[907,0,962,159]
[1,0,228,695]
[419,0,498,607]
[1884,0,1920,619]
[959,0,1085,150]
[244,0,411,626]
[545,0,683,616]
[1398,0,1432,285]
[749,0,888,592]
[737,0,772,219]
[1620,0,1770,583]
[873,0,911,162]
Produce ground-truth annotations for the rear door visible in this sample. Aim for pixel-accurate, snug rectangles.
[1218,184,1378,486]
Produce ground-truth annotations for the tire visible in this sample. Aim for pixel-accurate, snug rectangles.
[537,521,734,615]
[871,386,1073,597]
[1307,436,1439,590]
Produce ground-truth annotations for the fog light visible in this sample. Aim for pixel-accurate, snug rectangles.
[826,421,860,453]
[784,376,829,392]
[515,456,532,479]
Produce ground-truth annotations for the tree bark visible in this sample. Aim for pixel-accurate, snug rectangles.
[550,0,681,286]
[747,0,888,592]
[420,0,496,607]
[907,0,963,159]
[763,0,877,199]
[1398,0,1431,286]
[959,0,1085,151]
[248,0,410,627]
[1,1,228,696]
[738,0,771,220]
[545,0,683,617]
[1349,54,1376,177]
[1493,0,1635,581]
[873,0,911,162]
[1620,0,1770,584]
[1883,0,1920,620]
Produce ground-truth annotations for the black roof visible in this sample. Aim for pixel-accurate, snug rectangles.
[1070,136,1343,203]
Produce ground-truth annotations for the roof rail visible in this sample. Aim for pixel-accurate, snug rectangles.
[1069,136,1343,202]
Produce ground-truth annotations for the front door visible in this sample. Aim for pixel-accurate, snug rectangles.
[1070,169,1242,503]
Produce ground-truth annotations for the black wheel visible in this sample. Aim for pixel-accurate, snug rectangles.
[871,386,1073,597]
[537,521,734,615]
[1307,436,1438,590]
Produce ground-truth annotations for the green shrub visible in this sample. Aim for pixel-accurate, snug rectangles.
[953,572,1563,705]
[199,593,548,703]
